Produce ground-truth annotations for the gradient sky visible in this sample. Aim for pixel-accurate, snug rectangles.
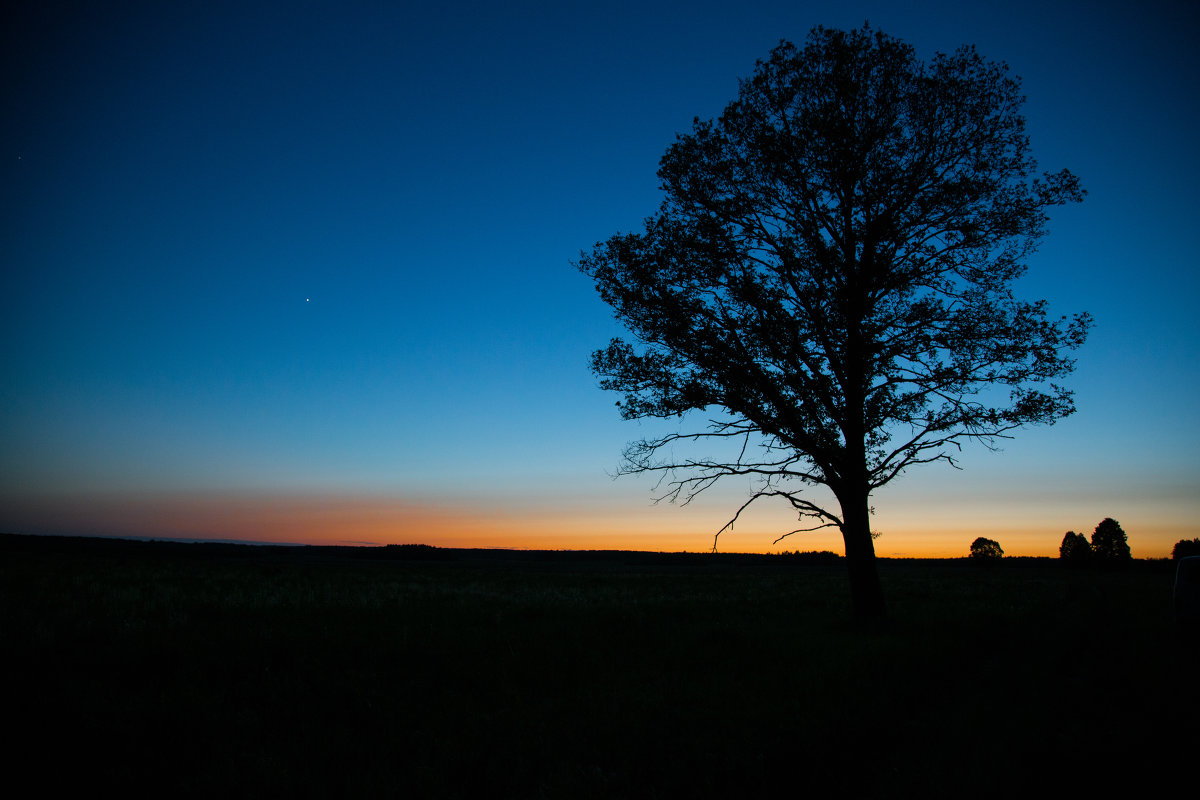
[3,0,1197,557]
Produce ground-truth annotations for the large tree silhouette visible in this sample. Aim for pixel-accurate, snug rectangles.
[578,25,1089,619]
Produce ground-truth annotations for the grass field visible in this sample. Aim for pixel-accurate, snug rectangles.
[3,533,1193,797]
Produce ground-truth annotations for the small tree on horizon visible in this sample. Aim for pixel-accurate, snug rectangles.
[1059,530,1091,562]
[969,537,1004,560]
[1090,518,1131,563]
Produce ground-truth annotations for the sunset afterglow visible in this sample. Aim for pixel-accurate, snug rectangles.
[2,0,1197,558]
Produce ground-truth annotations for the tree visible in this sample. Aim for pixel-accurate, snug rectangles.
[1058,530,1091,562]
[969,537,1004,560]
[1090,518,1130,563]
[577,25,1089,619]
[1172,538,1200,560]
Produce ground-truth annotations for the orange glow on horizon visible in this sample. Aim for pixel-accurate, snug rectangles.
[1,490,1191,558]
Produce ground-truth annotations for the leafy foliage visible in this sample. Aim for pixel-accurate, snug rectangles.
[578,24,1088,616]
[1059,530,1092,562]
[969,537,1004,560]
[1170,538,1200,560]
[1090,518,1131,563]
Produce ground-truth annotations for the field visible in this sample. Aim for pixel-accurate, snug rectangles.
[3,533,1193,797]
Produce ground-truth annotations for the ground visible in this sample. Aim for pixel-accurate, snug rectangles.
[3,534,1191,797]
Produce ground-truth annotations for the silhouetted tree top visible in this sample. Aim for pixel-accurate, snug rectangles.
[578,24,1089,619]
[1090,518,1130,563]
[1059,530,1091,562]
[1172,538,1200,560]
[969,537,1004,560]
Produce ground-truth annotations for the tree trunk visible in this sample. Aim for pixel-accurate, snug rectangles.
[839,486,887,621]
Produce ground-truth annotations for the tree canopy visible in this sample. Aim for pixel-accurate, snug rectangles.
[1090,518,1131,563]
[969,537,1004,560]
[1172,538,1200,560]
[578,25,1089,618]
[1059,530,1092,562]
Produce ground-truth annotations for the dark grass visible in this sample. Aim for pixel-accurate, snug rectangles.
[3,533,1193,797]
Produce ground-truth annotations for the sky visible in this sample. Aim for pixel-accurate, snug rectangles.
[2,0,1197,557]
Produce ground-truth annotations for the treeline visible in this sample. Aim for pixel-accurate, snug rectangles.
[969,518,1198,563]
[1058,519,1199,563]
[1059,518,1131,564]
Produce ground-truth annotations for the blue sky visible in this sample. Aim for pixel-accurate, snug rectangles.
[2,0,1197,555]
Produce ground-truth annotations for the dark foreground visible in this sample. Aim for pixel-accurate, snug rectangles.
[3,534,1193,797]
